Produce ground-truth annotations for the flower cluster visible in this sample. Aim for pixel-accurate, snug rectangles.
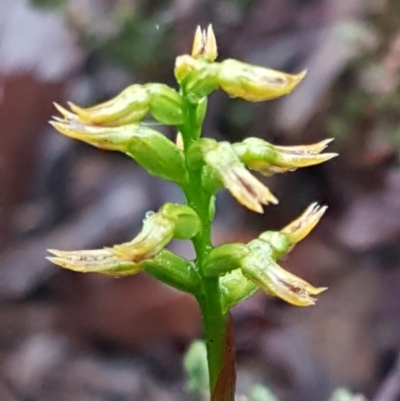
[48,25,336,308]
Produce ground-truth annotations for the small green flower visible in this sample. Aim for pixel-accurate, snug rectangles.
[50,118,188,184]
[233,138,338,176]
[174,54,306,103]
[217,59,307,102]
[204,203,327,307]
[242,240,326,307]
[188,139,278,213]
[57,83,185,126]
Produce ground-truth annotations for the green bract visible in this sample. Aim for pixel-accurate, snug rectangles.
[48,24,337,398]
[124,127,187,183]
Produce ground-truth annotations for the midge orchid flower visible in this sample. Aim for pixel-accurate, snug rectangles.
[47,24,337,399]
[205,203,327,308]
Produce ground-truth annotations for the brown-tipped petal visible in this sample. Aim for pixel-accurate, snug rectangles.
[227,167,278,213]
[47,249,141,276]
[242,256,327,307]
[281,202,327,244]
[202,141,279,213]
[191,24,218,61]
[50,120,136,151]
[260,262,327,306]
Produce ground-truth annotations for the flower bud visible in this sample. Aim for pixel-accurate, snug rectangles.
[189,139,278,213]
[111,203,200,262]
[219,269,258,312]
[50,118,188,184]
[141,250,202,295]
[161,203,201,240]
[217,59,307,102]
[233,138,338,176]
[191,25,218,62]
[241,239,326,306]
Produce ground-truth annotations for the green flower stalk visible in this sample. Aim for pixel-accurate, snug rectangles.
[48,25,337,399]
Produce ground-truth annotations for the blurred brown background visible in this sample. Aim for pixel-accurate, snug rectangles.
[1,0,400,400]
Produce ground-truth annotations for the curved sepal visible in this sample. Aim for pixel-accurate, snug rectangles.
[111,203,200,262]
[56,83,185,127]
[242,240,326,306]
[47,248,142,276]
[65,84,150,125]
[278,202,327,245]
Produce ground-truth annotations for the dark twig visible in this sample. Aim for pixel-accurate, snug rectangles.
[372,353,400,401]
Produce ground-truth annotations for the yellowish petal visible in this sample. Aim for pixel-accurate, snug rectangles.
[218,59,307,102]
[242,253,326,307]
[191,24,218,61]
[281,203,327,244]
[47,248,141,276]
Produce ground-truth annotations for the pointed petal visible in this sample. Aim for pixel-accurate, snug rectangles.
[227,166,278,213]
[191,25,218,61]
[242,254,326,307]
[281,203,327,244]
[47,248,141,276]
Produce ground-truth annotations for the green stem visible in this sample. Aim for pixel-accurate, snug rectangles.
[181,100,228,394]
